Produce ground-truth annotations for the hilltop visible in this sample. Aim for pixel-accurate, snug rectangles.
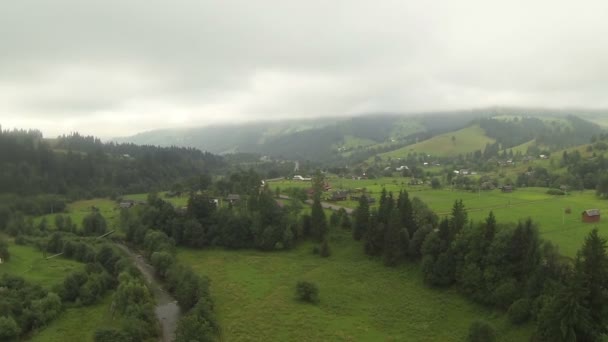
[115,107,602,168]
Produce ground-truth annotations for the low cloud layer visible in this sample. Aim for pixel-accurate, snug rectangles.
[1,0,608,138]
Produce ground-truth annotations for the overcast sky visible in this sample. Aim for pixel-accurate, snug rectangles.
[1,0,608,138]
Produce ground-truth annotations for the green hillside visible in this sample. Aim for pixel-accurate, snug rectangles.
[378,125,494,159]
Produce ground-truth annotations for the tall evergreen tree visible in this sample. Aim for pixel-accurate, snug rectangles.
[383,211,405,266]
[577,228,608,338]
[353,195,369,241]
[397,190,417,236]
[364,211,384,256]
[310,197,328,242]
[450,199,467,238]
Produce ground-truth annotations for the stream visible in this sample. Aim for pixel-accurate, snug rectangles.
[117,244,181,342]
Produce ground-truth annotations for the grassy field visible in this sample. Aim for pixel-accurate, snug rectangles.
[377,125,495,159]
[0,240,83,288]
[270,178,608,258]
[33,192,189,231]
[31,294,121,342]
[178,230,533,341]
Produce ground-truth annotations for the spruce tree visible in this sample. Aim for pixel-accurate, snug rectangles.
[397,190,417,236]
[383,211,405,266]
[577,228,608,338]
[353,195,369,241]
[450,199,467,239]
[310,197,327,242]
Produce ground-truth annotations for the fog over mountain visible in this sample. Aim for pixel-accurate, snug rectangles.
[2,0,608,138]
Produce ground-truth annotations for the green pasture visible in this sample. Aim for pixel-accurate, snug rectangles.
[0,241,83,288]
[122,191,189,208]
[31,294,120,342]
[377,125,495,159]
[177,230,532,341]
[271,178,608,258]
[33,192,188,232]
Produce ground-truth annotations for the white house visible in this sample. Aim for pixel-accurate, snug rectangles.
[293,175,312,181]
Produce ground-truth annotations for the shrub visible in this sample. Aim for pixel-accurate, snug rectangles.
[0,316,20,339]
[467,320,496,342]
[508,298,531,324]
[296,281,319,303]
[546,189,565,196]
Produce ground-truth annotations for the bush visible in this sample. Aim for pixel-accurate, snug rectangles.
[546,189,565,195]
[467,320,496,342]
[296,281,319,303]
[0,316,20,340]
[507,298,531,324]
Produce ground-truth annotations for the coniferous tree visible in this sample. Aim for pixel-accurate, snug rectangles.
[450,199,467,238]
[383,211,405,266]
[310,197,327,242]
[353,195,369,241]
[576,228,608,338]
[364,212,384,256]
[397,190,417,236]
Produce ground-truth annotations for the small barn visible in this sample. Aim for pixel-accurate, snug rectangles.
[582,209,600,223]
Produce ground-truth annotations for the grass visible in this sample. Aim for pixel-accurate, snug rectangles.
[270,178,608,258]
[378,125,495,159]
[33,192,189,231]
[177,230,533,341]
[31,294,121,342]
[0,241,83,288]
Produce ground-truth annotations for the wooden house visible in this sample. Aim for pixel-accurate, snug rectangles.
[582,209,600,223]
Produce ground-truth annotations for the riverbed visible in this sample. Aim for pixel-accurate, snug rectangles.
[117,244,181,342]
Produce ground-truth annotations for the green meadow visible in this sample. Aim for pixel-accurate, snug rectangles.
[0,240,83,288]
[377,125,495,159]
[31,294,121,342]
[177,229,533,341]
[270,179,608,258]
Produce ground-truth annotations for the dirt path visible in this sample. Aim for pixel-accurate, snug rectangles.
[117,244,181,342]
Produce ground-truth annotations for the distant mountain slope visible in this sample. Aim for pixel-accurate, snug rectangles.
[115,108,604,164]
[378,125,495,159]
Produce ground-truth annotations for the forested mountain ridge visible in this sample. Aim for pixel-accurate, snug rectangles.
[0,129,224,198]
[116,108,603,165]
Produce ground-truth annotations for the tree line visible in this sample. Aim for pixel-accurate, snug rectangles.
[353,191,608,341]
[0,233,158,341]
[0,129,224,199]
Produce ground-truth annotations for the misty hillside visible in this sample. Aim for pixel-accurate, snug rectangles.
[116,108,603,163]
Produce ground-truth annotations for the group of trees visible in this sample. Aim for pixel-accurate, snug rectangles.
[354,188,438,266]
[0,228,158,341]
[353,193,608,341]
[122,170,333,253]
[0,129,224,199]
[0,274,63,340]
[119,200,218,341]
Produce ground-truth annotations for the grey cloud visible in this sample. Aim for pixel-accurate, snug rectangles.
[1,0,608,138]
